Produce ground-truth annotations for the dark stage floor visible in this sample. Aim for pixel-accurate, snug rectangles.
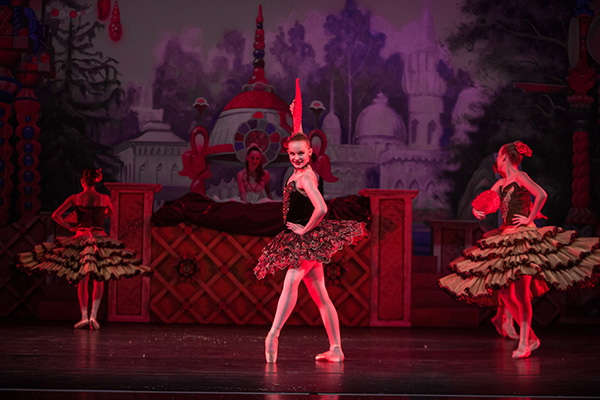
[0,321,598,400]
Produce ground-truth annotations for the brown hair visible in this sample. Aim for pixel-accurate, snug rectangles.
[499,140,531,166]
[245,147,265,185]
[285,132,310,149]
[82,168,102,186]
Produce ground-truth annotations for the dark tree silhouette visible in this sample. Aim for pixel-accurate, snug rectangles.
[323,0,386,143]
[39,2,127,210]
[443,0,582,223]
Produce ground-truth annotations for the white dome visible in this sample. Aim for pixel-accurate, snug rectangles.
[355,93,406,143]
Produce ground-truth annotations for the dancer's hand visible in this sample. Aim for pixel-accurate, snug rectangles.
[512,214,529,227]
[472,207,486,220]
[286,222,305,235]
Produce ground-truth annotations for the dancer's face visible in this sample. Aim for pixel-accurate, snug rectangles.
[496,148,509,175]
[246,149,262,171]
[287,140,312,170]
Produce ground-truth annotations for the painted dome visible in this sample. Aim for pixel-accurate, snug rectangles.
[355,92,407,144]
[206,6,292,166]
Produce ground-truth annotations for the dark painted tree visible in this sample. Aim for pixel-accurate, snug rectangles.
[154,30,251,136]
[268,21,324,132]
[153,38,203,139]
[444,0,582,223]
[323,0,387,143]
[39,2,127,210]
[205,30,252,131]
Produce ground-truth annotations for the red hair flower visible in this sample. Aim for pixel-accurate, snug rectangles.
[514,142,532,157]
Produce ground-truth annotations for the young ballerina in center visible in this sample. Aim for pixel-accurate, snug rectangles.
[254,79,367,363]
[439,141,600,358]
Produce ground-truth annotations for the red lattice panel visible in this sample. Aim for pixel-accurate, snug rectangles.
[150,223,371,326]
[0,216,52,318]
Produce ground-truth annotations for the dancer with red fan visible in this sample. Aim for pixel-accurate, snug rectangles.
[439,141,600,358]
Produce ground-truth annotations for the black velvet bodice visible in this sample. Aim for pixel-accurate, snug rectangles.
[499,182,531,226]
[283,180,314,226]
[75,206,106,228]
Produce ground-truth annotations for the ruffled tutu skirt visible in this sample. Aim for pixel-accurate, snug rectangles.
[438,225,600,307]
[254,219,368,280]
[17,228,152,282]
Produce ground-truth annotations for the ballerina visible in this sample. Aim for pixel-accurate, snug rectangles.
[254,79,367,363]
[18,168,152,330]
[439,141,600,358]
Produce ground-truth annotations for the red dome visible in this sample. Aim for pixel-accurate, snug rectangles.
[223,90,289,112]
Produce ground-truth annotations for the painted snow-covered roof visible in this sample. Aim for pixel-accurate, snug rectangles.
[131,121,185,143]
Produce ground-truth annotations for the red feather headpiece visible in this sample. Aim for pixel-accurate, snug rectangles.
[292,78,303,134]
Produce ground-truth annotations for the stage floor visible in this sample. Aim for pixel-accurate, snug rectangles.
[0,321,598,400]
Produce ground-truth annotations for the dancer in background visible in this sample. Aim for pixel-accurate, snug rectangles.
[439,141,600,358]
[254,79,367,363]
[18,169,152,330]
[237,144,272,203]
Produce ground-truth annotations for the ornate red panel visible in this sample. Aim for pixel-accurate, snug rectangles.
[150,223,371,326]
[361,189,418,327]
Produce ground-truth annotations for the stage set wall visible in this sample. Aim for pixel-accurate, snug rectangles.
[107,185,416,327]
[2,184,598,327]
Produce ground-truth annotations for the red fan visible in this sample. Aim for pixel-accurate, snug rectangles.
[472,190,500,214]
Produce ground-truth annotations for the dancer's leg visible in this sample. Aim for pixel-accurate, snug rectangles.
[502,307,519,339]
[74,276,90,329]
[303,262,344,362]
[498,281,539,357]
[265,260,315,363]
[511,275,539,358]
[89,280,104,330]
[492,302,518,340]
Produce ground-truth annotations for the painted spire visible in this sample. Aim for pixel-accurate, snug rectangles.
[247,5,268,87]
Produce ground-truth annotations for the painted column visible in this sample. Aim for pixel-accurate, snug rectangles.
[360,189,418,327]
[105,182,161,322]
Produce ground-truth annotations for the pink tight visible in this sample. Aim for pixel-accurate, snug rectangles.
[77,275,104,320]
[269,259,341,349]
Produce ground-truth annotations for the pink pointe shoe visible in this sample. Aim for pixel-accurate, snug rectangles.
[89,318,100,330]
[512,345,531,359]
[265,333,278,364]
[315,345,344,363]
[74,319,89,329]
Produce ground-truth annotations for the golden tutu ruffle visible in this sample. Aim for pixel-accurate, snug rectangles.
[17,228,152,282]
[254,219,368,280]
[438,225,600,307]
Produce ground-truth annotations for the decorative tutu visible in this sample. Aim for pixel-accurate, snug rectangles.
[438,224,600,307]
[254,219,367,280]
[18,228,152,282]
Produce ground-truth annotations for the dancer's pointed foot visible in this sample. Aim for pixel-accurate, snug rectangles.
[512,345,531,359]
[491,313,504,337]
[492,314,519,340]
[74,319,89,329]
[315,345,344,363]
[265,332,279,364]
[89,318,100,330]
